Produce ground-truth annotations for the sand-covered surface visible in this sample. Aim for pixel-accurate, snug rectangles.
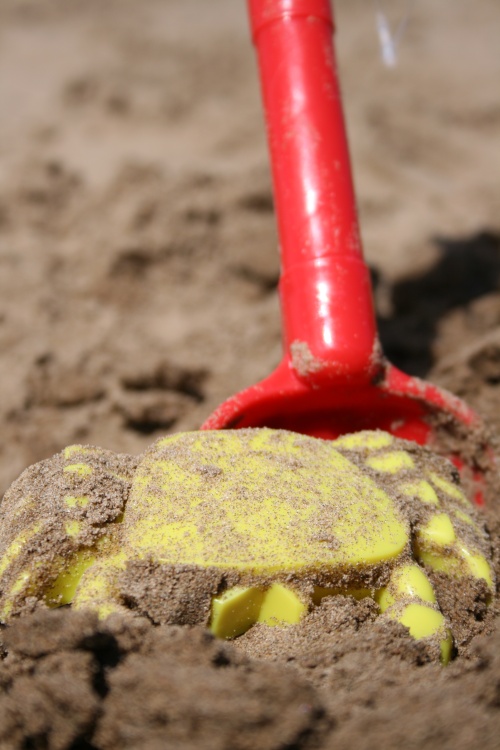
[1,0,500,747]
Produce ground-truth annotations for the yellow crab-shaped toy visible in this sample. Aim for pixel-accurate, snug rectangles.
[0,429,494,664]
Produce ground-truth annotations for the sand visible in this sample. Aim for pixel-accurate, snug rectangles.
[0,0,500,747]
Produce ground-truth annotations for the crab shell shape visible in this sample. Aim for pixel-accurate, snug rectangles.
[0,429,495,664]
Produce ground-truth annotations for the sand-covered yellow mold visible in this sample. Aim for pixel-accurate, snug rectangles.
[376,563,452,664]
[211,586,266,639]
[210,582,307,638]
[0,428,494,664]
[124,429,408,572]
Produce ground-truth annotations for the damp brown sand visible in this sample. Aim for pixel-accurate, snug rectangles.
[1,606,500,750]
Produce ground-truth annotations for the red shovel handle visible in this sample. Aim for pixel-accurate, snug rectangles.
[248,0,380,385]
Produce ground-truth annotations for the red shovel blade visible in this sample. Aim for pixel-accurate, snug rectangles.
[203,360,474,445]
[202,0,495,504]
[202,356,490,503]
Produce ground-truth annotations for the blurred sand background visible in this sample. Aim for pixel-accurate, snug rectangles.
[0,0,498,492]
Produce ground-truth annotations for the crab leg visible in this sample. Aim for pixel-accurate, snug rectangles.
[376,563,453,664]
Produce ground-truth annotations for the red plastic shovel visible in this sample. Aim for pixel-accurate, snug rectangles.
[203,0,493,503]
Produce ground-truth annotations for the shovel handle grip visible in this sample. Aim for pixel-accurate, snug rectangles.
[247,0,379,382]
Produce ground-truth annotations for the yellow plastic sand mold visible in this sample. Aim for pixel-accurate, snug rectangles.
[0,428,494,664]
[124,429,408,572]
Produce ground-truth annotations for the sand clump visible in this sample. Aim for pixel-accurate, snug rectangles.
[0,609,327,750]
[1,607,500,750]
